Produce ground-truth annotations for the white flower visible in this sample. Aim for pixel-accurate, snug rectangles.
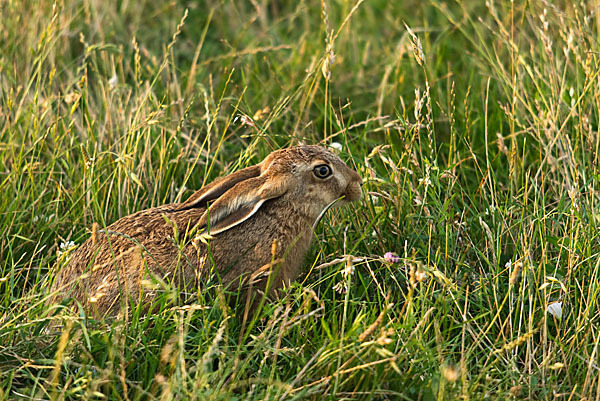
[108,73,118,88]
[329,142,343,152]
[58,241,76,257]
[60,241,75,250]
[418,177,432,187]
[343,261,355,278]
[33,214,53,224]
[547,302,563,320]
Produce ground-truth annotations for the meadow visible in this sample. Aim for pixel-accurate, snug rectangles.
[1,0,599,399]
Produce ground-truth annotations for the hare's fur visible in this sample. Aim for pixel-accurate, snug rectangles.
[51,145,362,316]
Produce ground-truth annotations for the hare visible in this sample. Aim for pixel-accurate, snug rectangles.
[50,145,363,316]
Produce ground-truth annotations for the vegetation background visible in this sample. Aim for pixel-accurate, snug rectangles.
[1,0,599,399]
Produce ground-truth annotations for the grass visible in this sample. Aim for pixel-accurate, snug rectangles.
[1,0,599,399]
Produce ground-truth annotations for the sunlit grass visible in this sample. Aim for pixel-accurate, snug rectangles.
[1,0,599,399]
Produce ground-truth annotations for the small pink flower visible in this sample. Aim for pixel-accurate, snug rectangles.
[384,252,400,264]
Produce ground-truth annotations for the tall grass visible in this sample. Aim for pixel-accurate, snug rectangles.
[1,0,599,399]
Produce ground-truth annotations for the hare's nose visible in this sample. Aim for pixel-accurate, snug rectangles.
[351,170,363,185]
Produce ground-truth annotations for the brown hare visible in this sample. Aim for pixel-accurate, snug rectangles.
[51,145,363,317]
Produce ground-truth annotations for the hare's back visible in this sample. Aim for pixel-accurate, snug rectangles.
[53,205,193,303]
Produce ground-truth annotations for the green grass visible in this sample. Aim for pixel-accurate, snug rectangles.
[1,0,599,399]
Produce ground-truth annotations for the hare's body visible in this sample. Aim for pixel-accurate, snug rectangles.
[51,145,362,316]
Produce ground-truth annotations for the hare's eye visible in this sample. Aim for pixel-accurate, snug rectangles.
[313,164,332,179]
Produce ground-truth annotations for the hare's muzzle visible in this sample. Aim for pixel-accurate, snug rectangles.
[344,171,363,202]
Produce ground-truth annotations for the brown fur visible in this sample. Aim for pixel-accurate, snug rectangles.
[50,145,362,317]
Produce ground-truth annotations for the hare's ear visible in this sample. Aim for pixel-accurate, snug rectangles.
[197,174,288,235]
[177,165,261,211]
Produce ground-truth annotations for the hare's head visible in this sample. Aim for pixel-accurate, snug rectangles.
[180,145,362,235]
[259,145,363,219]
